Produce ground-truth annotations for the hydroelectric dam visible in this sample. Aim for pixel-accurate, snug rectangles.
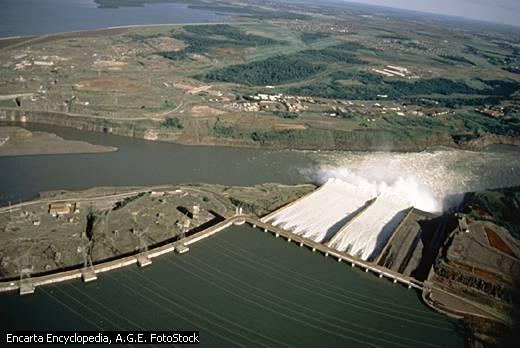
[1,178,440,294]
[0,179,465,347]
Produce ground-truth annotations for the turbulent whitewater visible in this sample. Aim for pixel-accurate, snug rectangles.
[263,178,416,260]
[301,147,520,213]
[327,191,410,260]
[265,146,520,261]
[264,179,374,243]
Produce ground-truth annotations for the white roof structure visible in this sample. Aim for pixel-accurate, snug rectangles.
[264,179,374,243]
[328,191,411,261]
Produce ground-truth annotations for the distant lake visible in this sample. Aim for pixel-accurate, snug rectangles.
[0,0,233,38]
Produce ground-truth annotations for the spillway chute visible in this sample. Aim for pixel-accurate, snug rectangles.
[264,178,374,243]
[263,178,417,262]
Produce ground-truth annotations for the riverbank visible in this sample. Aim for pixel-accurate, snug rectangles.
[0,126,116,156]
[2,108,518,152]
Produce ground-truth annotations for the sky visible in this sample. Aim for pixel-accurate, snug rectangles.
[347,0,519,27]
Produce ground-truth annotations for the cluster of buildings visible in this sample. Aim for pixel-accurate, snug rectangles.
[231,93,315,113]
[48,202,80,217]
[477,106,505,118]
[372,65,418,79]
[13,54,69,71]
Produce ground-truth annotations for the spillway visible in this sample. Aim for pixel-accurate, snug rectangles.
[264,178,415,262]
[328,192,411,261]
[264,178,374,243]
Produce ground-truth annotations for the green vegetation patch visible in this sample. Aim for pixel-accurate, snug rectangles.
[377,34,410,40]
[296,44,365,64]
[201,55,326,86]
[285,70,520,101]
[250,130,298,143]
[0,99,17,108]
[300,32,332,44]
[158,24,280,61]
[273,111,299,119]
[212,118,237,138]
[162,117,184,129]
[198,42,366,86]
[438,55,476,66]
[451,113,518,136]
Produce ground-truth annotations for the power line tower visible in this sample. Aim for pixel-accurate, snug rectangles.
[173,214,191,255]
[233,204,246,225]
[131,212,151,252]
[133,213,152,267]
[16,249,35,295]
[179,215,190,240]
[81,238,97,283]
[135,227,150,253]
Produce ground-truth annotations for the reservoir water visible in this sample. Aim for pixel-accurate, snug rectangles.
[0,0,233,38]
[1,224,465,347]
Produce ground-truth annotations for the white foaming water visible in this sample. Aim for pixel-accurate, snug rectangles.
[265,179,373,242]
[301,148,520,213]
[328,191,411,260]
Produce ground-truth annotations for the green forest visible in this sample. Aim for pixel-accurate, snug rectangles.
[159,24,280,60]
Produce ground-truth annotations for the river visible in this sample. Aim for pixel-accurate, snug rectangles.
[1,123,519,212]
[0,0,234,38]
[0,123,316,205]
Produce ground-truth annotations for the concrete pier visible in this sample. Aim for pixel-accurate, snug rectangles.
[137,254,152,267]
[19,281,35,295]
[233,217,246,226]
[175,244,189,254]
[81,268,97,283]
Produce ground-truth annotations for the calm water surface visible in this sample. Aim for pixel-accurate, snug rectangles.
[0,225,465,347]
[0,0,232,38]
[0,123,316,205]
